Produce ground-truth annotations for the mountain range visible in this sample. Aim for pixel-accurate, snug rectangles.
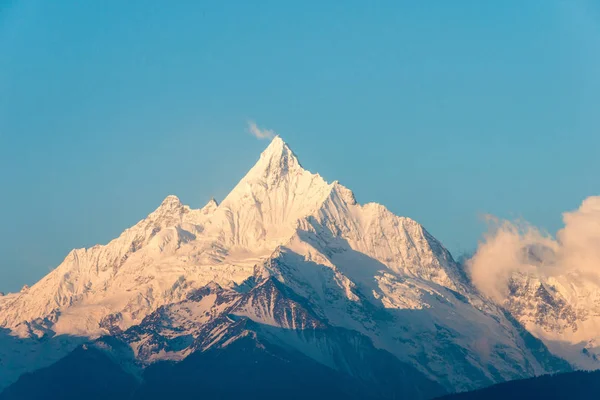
[0,137,596,398]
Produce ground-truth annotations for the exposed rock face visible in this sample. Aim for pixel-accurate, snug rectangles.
[505,273,579,335]
[502,269,600,369]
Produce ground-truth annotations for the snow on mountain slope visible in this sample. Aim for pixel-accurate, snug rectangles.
[213,136,336,249]
[0,195,225,333]
[0,136,570,392]
[87,275,446,399]
[257,238,567,390]
[503,270,600,370]
[102,277,325,367]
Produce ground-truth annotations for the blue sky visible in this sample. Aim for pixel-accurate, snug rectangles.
[1,1,599,291]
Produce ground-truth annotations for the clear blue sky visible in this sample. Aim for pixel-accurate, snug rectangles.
[1,1,599,292]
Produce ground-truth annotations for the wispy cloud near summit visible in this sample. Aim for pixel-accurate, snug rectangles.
[247,121,276,140]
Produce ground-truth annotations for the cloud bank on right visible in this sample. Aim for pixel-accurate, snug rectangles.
[468,196,600,368]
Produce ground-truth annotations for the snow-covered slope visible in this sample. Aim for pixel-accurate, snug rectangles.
[0,137,570,393]
[503,270,600,370]
[88,274,446,399]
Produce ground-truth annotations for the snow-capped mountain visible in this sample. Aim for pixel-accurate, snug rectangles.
[503,269,600,370]
[0,137,570,397]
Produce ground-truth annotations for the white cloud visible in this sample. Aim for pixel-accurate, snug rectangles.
[247,121,276,140]
[467,196,600,302]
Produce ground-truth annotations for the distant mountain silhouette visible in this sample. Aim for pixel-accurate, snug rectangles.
[439,370,600,400]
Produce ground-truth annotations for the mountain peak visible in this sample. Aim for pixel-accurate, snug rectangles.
[250,136,303,182]
[264,134,285,150]
[261,135,295,158]
[160,194,182,206]
[149,195,183,213]
[145,195,187,224]
[201,197,219,214]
